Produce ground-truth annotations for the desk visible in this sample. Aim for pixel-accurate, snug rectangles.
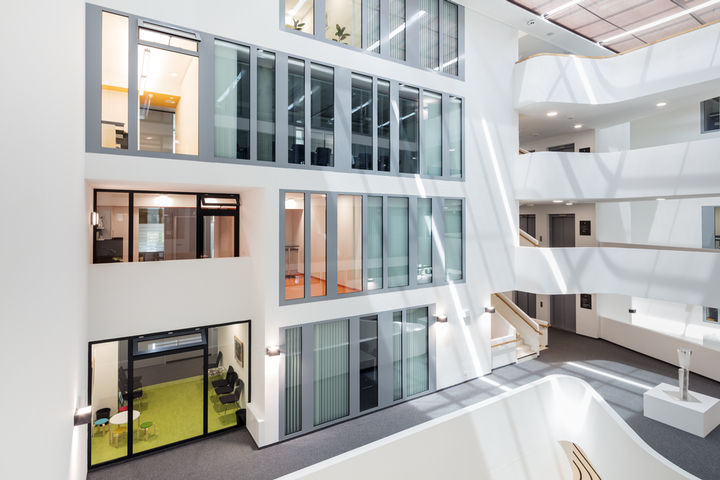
[644,383,720,437]
[109,410,140,425]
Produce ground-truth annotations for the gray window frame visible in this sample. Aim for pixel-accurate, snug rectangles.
[279,190,465,305]
[278,0,465,80]
[278,304,437,440]
[86,4,464,181]
[701,96,720,134]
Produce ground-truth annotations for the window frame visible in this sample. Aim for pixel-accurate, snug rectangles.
[279,190,465,305]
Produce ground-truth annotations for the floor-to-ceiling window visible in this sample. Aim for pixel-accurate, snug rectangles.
[399,86,419,174]
[284,192,305,300]
[406,307,429,396]
[448,96,462,177]
[389,0,407,60]
[359,315,379,411]
[257,50,276,162]
[214,41,250,159]
[422,91,442,176]
[101,12,129,149]
[351,74,373,170]
[337,195,363,294]
[311,63,335,166]
[284,0,314,33]
[288,57,306,164]
[367,196,383,290]
[314,319,350,425]
[419,0,439,70]
[444,198,463,281]
[442,0,459,75]
[388,197,409,287]
[285,327,303,435]
[326,0,362,47]
[417,198,432,284]
[311,194,327,297]
[207,323,250,433]
[377,79,391,172]
[365,0,381,53]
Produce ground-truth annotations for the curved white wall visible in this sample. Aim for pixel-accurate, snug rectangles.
[280,375,696,480]
[515,246,720,308]
[514,136,720,201]
[515,22,720,109]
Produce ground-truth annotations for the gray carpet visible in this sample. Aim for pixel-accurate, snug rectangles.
[88,330,720,479]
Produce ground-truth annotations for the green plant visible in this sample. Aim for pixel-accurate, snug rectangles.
[333,24,350,43]
[293,18,305,31]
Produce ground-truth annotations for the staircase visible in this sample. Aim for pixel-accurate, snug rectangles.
[515,336,537,362]
[491,292,549,361]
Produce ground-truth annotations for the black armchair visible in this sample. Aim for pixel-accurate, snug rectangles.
[214,373,238,395]
[211,365,235,389]
[96,408,111,422]
[208,350,223,369]
[220,382,243,413]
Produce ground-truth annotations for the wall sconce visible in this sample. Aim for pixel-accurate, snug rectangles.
[435,314,448,323]
[266,345,281,356]
[74,405,92,426]
[485,306,496,314]
[90,211,99,227]
[629,308,637,314]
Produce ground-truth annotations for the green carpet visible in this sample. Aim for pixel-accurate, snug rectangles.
[91,373,239,466]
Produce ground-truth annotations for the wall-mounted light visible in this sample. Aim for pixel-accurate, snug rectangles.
[90,211,99,227]
[74,406,92,426]
[485,306,496,314]
[435,314,448,323]
[266,346,281,356]
[629,308,637,314]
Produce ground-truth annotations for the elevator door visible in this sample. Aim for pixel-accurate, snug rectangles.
[550,214,575,247]
[551,294,576,332]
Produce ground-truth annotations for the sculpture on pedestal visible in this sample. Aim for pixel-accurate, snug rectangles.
[677,347,692,401]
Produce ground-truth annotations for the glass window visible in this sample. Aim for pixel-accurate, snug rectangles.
[337,195,363,294]
[392,311,403,400]
[351,74,373,170]
[207,323,249,433]
[101,12,129,150]
[389,0,407,61]
[442,1,459,75]
[702,97,719,133]
[448,96,462,177]
[388,197,409,287]
[90,339,129,466]
[417,198,432,284]
[406,307,429,396]
[422,91,442,176]
[285,0,314,34]
[257,50,276,162]
[326,0,362,47]
[132,349,203,453]
[288,58,305,164]
[94,192,130,263]
[138,25,198,52]
[377,79,391,171]
[311,64,334,166]
[284,193,305,300]
[214,41,250,160]
[444,199,463,281]
[419,0,439,70]
[314,320,350,425]
[706,307,719,324]
[311,194,327,297]
[359,315,378,411]
[201,216,235,258]
[367,196,383,290]
[133,193,197,261]
[285,327,303,435]
[138,45,198,154]
[365,0,381,53]
[399,86,419,174]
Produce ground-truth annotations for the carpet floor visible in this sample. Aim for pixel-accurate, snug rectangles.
[88,329,720,479]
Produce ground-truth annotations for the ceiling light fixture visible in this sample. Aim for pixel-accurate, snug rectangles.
[546,111,558,117]
[656,197,666,201]
[599,0,720,44]
[542,0,582,19]
[656,102,667,107]
[565,202,574,206]
[574,124,583,129]
[552,200,564,203]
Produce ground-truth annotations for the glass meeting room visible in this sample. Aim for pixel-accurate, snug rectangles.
[88,321,250,468]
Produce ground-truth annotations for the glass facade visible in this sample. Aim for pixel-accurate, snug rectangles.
[214,41,250,159]
[377,79,391,172]
[359,315,379,411]
[388,197,409,287]
[366,0,381,53]
[337,195,363,294]
[311,194,327,297]
[448,96,462,177]
[288,58,305,164]
[389,0,407,60]
[311,63,334,166]
[442,0,459,75]
[422,91,442,176]
[406,307,429,396]
[367,196,383,290]
[284,192,305,300]
[285,327,303,435]
[393,311,403,401]
[101,12,129,149]
[419,0,439,70]
[399,86,419,174]
[417,198,432,284]
[314,319,350,425]
[351,74,373,170]
[444,199,463,281]
[257,50,276,162]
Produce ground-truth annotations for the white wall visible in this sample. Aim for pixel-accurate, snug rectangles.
[1,1,88,478]
[519,203,596,247]
[597,197,720,249]
[632,103,720,149]
[520,129,594,153]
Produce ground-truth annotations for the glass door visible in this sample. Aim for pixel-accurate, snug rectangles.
[199,195,239,259]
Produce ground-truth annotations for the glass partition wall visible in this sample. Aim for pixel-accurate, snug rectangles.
[93,189,240,264]
[280,305,434,439]
[88,321,251,469]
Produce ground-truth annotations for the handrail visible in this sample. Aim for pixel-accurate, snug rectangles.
[519,229,539,247]
[493,293,544,335]
[491,338,520,348]
[598,241,719,254]
[519,148,530,155]
[516,17,720,64]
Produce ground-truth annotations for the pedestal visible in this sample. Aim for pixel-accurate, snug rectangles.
[643,383,720,437]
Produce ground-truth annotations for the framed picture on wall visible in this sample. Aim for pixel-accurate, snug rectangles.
[580,220,591,236]
[580,294,592,309]
[234,336,244,368]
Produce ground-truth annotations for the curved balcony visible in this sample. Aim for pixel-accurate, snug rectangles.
[515,21,720,110]
[515,246,720,308]
[513,136,720,201]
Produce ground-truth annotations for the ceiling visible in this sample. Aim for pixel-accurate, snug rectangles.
[508,0,720,53]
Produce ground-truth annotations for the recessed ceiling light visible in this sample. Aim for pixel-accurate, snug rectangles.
[656,197,666,201]
[546,111,558,117]
[145,136,153,140]
[656,102,667,107]
[170,72,178,77]
[552,200,563,203]
[565,202,573,206]
[574,124,583,129]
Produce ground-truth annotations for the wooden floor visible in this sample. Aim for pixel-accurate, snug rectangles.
[285,274,361,299]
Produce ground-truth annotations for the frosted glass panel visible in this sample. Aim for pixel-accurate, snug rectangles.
[393,311,403,400]
[444,199,463,281]
[367,196,383,290]
[388,197,409,287]
[406,307,428,396]
[422,91,442,176]
[448,96,462,177]
[417,198,432,284]
[314,320,350,425]
[442,1,459,75]
[389,0,406,60]
[419,0,439,70]
[285,327,302,435]
[337,195,362,294]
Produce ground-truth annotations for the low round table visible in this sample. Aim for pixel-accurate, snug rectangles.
[208,366,226,378]
[109,410,140,425]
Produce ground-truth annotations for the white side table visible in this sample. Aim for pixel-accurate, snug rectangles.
[643,383,720,437]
